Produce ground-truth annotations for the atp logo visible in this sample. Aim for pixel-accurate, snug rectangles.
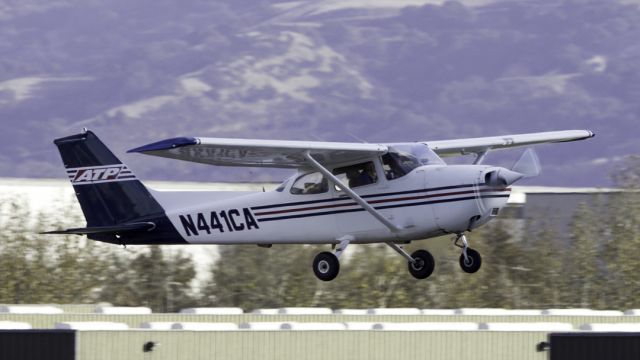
[68,165,135,185]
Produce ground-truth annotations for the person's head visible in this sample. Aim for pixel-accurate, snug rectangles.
[366,163,375,175]
[346,168,359,178]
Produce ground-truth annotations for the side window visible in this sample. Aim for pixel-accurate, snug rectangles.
[290,172,328,195]
[332,161,378,189]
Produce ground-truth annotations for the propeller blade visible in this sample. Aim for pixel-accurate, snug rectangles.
[511,148,541,178]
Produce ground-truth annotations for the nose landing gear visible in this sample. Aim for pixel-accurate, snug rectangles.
[455,233,482,273]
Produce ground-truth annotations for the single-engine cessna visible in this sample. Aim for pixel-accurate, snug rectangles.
[45,129,594,281]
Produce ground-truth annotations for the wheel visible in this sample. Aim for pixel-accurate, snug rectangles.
[459,248,482,273]
[408,249,435,279]
[313,252,340,281]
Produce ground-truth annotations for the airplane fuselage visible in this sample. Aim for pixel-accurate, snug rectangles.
[151,164,511,245]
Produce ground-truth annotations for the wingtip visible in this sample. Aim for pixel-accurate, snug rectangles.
[127,137,199,153]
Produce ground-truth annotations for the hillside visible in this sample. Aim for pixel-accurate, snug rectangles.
[1,0,638,185]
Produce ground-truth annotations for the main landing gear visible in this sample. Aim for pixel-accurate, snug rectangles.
[407,250,435,279]
[386,242,436,280]
[313,252,340,281]
[312,238,350,281]
[311,233,482,281]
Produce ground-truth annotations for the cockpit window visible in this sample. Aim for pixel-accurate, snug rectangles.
[382,144,445,180]
[290,172,328,195]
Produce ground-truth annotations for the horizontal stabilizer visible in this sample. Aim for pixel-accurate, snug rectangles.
[41,222,155,235]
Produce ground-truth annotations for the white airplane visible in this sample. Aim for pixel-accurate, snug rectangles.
[45,129,594,281]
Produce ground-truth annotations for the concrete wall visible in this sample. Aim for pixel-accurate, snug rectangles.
[4,308,640,359]
[76,330,549,360]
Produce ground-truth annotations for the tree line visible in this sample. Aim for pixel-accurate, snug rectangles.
[1,161,638,312]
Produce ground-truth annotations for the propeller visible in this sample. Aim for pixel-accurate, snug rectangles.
[468,148,540,230]
[511,148,541,178]
[485,148,540,187]
[471,148,541,229]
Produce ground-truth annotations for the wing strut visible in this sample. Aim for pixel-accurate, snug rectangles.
[304,151,401,233]
[472,150,488,165]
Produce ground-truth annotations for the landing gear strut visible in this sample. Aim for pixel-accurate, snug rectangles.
[455,233,482,273]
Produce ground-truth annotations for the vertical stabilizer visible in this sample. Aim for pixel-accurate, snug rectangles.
[52,130,184,244]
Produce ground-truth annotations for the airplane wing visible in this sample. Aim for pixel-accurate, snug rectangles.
[426,130,594,157]
[129,130,593,168]
[128,137,388,168]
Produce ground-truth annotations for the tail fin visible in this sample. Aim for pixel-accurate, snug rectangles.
[50,130,184,244]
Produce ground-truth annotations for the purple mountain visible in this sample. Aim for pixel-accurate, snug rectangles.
[1,0,637,186]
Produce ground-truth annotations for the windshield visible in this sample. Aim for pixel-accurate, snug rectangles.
[275,174,297,192]
[390,144,445,166]
[382,144,445,180]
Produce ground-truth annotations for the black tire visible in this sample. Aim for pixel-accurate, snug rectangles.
[313,252,340,281]
[408,249,435,279]
[459,248,482,273]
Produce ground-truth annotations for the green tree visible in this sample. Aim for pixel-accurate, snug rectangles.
[601,156,640,308]
[602,194,640,308]
[315,244,414,309]
[202,245,319,310]
[564,202,607,308]
[100,245,197,312]
[515,220,566,308]
[0,199,26,302]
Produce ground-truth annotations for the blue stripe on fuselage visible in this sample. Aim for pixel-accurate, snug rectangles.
[255,194,510,223]
[251,183,487,211]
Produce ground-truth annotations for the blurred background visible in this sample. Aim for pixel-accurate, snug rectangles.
[1,0,639,312]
